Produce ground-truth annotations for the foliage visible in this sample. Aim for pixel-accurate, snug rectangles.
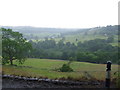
[114,71,120,88]
[2,28,32,65]
[59,57,75,72]
[116,73,120,88]
[28,38,118,64]
[59,63,73,72]
[107,36,114,43]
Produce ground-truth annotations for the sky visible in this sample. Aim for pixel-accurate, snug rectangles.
[0,0,119,28]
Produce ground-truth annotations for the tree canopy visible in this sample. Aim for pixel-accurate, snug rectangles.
[2,28,32,65]
[28,38,118,64]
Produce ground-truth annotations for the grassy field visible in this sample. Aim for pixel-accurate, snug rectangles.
[2,58,119,81]
[64,34,107,43]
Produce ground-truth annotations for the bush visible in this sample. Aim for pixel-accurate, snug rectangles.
[60,64,73,72]
[2,59,9,65]
[116,72,120,88]
[114,71,120,88]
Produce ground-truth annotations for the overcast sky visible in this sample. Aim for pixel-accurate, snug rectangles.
[0,0,119,28]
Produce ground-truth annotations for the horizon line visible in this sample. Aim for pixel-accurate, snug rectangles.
[0,24,118,29]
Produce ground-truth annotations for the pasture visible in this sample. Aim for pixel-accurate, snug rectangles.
[2,58,118,81]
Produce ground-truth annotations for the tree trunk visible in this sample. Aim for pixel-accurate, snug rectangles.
[10,59,13,65]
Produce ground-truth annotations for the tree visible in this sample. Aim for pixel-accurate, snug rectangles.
[76,38,78,42]
[2,28,32,65]
[58,40,64,48]
[107,36,114,43]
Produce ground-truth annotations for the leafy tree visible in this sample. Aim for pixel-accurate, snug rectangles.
[2,28,32,65]
[61,51,69,60]
[58,40,64,48]
[107,36,114,43]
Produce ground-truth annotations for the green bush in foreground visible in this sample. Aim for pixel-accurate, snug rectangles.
[113,71,120,88]
[116,72,120,88]
[60,64,73,72]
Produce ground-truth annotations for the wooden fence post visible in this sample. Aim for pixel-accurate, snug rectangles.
[105,61,111,88]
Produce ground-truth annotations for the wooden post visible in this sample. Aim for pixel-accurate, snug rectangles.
[105,61,111,88]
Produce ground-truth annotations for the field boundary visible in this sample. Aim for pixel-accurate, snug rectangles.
[2,74,100,86]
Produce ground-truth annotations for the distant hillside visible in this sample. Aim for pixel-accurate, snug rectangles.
[0,26,79,39]
[62,25,118,36]
[60,25,118,46]
[1,26,78,33]
[1,25,119,45]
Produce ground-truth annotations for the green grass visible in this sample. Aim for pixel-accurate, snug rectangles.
[2,58,119,81]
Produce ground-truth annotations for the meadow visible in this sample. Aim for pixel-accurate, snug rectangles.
[2,58,119,81]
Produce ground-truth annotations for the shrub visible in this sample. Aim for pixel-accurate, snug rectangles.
[60,64,73,72]
[116,72,120,88]
[2,59,9,65]
[114,71,120,88]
